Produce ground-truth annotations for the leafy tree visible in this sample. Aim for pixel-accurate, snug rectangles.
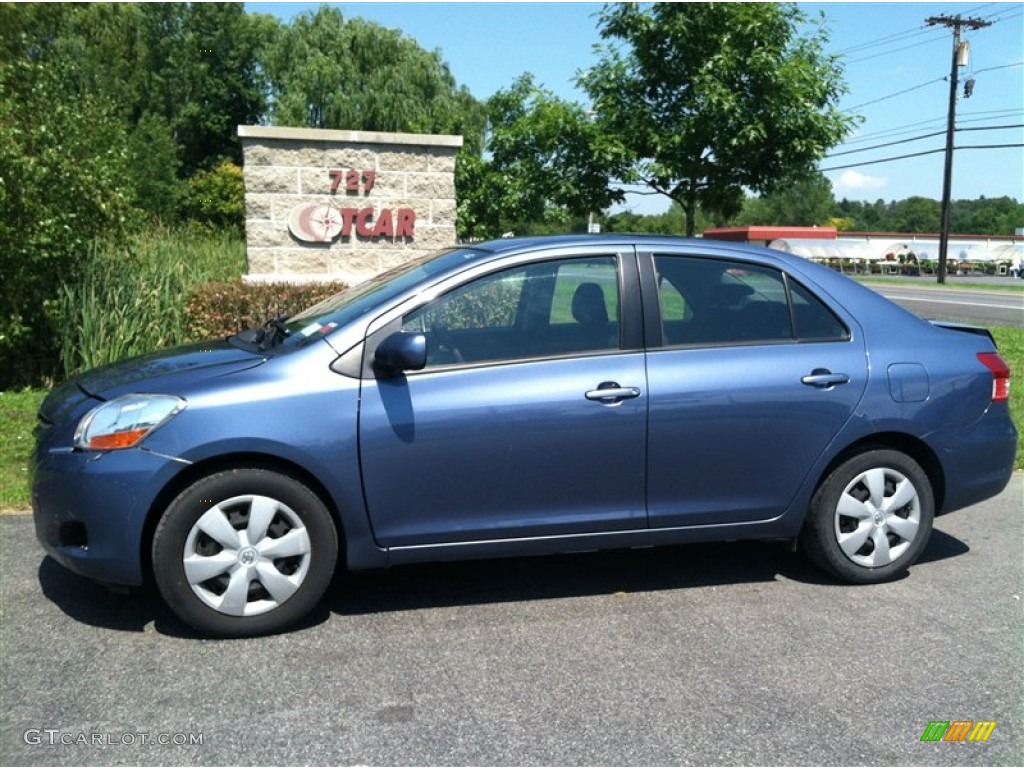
[734,172,837,227]
[457,75,627,240]
[171,4,270,175]
[577,2,856,236]
[950,196,1024,235]
[889,196,941,234]
[263,6,483,150]
[0,54,136,386]
[107,3,267,177]
[128,112,182,221]
[605,204,687,235]
[1,3,268,214]
[834,196,1022,234]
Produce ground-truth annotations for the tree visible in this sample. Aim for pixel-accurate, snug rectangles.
[577,3,856,236]
[262,6,484,150]
[172,4,270,174]
[1,3,269,215]
[734,172,837,227]
[889,197,942,234]
[950,196,1024,235]
[457,75,627,240]
[605,204,688,235]
[0,54,136,386]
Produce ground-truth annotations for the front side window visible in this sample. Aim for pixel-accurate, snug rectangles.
[653,255,847,346]
[402,256,620,367]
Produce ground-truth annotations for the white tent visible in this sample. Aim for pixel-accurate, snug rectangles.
[769,239,875,260]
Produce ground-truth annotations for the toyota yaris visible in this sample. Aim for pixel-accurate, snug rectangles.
[32,235,1017,636]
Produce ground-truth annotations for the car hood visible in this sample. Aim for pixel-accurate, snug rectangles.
[41,341,266,426]
[76,340,267,398]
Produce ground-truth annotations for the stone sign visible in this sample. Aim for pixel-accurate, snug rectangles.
[239,125,462,284]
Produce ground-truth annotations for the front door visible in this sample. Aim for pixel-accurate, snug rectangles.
[358,254,648,547]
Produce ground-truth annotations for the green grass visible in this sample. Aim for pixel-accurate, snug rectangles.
[856,276,1024,293]
[0,389,46,511]
[2,329,1022,512]
[992,327,1024,468]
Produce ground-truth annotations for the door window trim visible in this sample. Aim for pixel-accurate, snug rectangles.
[637,251,851,350]
[362,249,644,377]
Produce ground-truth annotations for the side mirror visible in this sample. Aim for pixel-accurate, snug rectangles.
[374,331,427,374]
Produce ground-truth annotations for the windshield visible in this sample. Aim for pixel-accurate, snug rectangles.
[273,247,483,348]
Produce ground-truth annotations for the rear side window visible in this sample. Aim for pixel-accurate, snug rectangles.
[652,255,848,346]
[789,280,849,340]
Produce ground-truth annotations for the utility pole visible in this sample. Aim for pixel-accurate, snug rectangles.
[926,14,991,284]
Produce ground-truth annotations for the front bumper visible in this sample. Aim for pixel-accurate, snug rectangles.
[31,446,185,586]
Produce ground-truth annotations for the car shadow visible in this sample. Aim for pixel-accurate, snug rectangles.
[37,528,970,634]
[915,525,970,564]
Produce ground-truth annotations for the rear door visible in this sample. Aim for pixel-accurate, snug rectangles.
[641,250,868,527]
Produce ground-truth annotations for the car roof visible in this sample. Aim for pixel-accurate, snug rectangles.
[469,233,703,253]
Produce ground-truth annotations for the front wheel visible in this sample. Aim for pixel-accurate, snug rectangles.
[152,469,338,637]
[801,450,934,583]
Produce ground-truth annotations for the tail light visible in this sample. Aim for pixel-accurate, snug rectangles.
[977,352,1011,402]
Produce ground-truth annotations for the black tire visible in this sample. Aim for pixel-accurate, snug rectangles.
[152,468,338,637]
[800,449,934,583]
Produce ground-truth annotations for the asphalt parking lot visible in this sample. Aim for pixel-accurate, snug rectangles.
[2,475,1021,766]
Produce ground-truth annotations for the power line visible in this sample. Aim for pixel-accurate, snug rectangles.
[820,142,1023,173]
[831,5,1018,67]
[843,35,948,66]
[957,123,1024,133]
[842,77,946,112]
[821,147,946,172]
[823,124,1023,162]
[831,4,996,56]
[826,130,946,158]
[974,60,1024,74]
[840,58,1022,115]
[825,109,1022,161]
[957,143,1024,150]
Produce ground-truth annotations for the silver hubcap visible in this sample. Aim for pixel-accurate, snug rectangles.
[183,495,312,616]
[834,467,921,568]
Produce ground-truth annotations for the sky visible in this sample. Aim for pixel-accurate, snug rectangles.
[247,2,1024,215]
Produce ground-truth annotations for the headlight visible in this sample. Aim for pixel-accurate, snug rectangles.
[74,394,186,451]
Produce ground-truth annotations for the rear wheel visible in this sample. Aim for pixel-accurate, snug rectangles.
[153,469,337,637]
[801,449,934,583]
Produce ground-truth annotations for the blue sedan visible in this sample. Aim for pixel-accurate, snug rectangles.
[32,235,1017,636]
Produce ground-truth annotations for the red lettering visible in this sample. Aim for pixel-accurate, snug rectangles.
[340,208,358,237]
[396,208,416,238]
[356,207,375,237]
[372,209,394,238]
[327,169,376,194]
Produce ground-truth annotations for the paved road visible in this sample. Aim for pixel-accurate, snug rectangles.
[2,475,1021,766]
[863,279,1024,328]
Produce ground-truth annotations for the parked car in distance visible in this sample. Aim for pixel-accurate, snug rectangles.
[32,235,1017,636]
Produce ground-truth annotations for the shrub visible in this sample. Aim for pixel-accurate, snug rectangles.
[178,160,246,231]
[185,280,348,340]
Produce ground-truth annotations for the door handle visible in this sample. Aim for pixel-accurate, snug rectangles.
[801,369,850,389]
[585,383,641,402]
